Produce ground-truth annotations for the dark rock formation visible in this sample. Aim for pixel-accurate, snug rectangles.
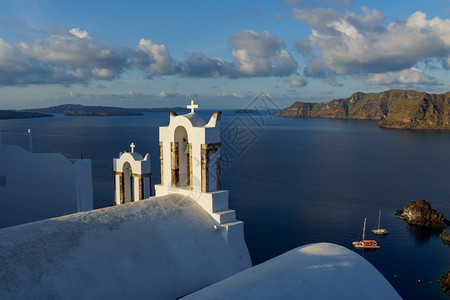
[438,271,450,296]
[440,230,450,245]
[395,198,449,227]
[275,89,450,130]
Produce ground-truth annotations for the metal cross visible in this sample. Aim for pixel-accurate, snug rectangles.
[130,142,135,153]
[187,100,198,113]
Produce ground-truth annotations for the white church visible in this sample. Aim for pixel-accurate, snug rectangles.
[0,101,401,299]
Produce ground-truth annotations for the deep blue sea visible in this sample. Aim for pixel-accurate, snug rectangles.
[1,110,449,299]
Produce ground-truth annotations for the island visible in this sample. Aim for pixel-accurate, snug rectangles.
[18,104,189,117]
[65,110,143,116]
[0,110,53,120]
[275,89,450,130]
[395,198,449,227]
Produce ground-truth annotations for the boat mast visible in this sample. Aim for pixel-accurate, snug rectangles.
[362,217,366,240]
[378,209,381,230]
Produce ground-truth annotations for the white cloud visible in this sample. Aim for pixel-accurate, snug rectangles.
[367,67,442,86]
[288,75,308,87]
[0,27,126,85]
[294,7,450,84]
[69,28,90,39]
[0,28,297,86]
[182,30,298,78]
[132,39,178,75]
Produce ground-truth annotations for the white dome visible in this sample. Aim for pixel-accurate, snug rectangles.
[183,112,206,127]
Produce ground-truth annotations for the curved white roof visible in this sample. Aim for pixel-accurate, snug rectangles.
[128,152,144,161]
[186,242,401,300]
[183,112,206,127]
[0,194,250,299]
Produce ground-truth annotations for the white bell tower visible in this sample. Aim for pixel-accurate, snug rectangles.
[113,143,151,205]
[155,101,245,245]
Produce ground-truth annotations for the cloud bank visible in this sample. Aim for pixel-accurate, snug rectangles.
[0,28,298,86]
[294,7,450,85]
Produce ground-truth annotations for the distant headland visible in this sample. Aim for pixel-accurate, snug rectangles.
[275,89,450,130]
[0,110,53,119]
[0,104,189,119]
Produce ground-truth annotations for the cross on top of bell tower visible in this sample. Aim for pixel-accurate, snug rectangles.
[187,100,198,114]
[130,142,135,153]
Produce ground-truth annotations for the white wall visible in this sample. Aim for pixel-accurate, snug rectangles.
[0,145,93,228]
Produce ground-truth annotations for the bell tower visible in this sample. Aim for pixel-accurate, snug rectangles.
[155,101,245,245]
[113,143,151,205]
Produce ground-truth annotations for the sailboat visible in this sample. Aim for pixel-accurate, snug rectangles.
[352,217,380,249]
[372,209,388,235]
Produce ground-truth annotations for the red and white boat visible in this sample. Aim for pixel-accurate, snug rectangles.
[352,217,380,249]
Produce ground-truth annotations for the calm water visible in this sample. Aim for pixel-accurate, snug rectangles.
[1,111,449,299]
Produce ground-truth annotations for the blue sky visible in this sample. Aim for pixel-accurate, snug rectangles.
[1,0,450,109]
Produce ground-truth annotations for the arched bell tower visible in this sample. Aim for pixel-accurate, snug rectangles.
[113,143,151,205]
[156,100,222,195]
[155,101,245,246]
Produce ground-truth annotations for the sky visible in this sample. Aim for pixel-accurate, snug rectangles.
[1,0,450,109]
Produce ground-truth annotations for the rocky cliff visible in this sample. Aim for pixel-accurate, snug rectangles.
[438,271,450,296]
[275,90,450,130]
[440,230,450,245]
[395,198,449,227]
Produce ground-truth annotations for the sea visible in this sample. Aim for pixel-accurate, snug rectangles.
[1,109,449,300]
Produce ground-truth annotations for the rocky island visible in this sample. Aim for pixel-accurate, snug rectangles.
[395,198,449,227]
[440,230,450,245]
[438,271,450,296]
[275,89,450,130]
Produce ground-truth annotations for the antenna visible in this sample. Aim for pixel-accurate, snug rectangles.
[27,129,33,152]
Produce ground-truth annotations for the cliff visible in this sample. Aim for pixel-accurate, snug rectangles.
[275,90,450,130]
[395,198,449,227]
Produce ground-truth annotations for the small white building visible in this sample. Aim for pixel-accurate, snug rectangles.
[113,143,151,205]
[0,144,93,229]
[155,101,245,247]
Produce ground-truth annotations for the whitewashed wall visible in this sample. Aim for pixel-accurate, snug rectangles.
[0,145,93,228]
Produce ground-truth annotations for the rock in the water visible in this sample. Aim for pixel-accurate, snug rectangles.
[438,271,450,296]
[395,198,449,227]
[440,230,450,245]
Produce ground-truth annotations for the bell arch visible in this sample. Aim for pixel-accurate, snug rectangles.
[173,126,191,188]
[122,162,133,204]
